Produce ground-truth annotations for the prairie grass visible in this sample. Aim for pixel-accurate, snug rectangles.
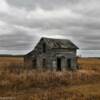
[0,58,100,100]
[78,58,100,72]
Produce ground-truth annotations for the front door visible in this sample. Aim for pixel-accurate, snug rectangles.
[67,59,71,69]
[57,57,61,71]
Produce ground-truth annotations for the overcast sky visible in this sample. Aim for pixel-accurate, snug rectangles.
[0,0,100,56]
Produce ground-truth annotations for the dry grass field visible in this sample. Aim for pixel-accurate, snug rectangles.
[0,56,24,72]
[0,57,100,100]
[78,58,100,72]
[0,56,24,67]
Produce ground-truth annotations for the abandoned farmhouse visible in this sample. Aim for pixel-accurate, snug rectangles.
[24,37,79,71]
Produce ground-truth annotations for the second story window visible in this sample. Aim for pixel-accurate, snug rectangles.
[43,43,46,53]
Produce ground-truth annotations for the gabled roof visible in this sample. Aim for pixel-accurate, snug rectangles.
[26,37,79,56]
[42,37,79,49]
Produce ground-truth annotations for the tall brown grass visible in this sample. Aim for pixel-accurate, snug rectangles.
[0,68,100,100]
[0,58,100,100]
[78,58,100,72]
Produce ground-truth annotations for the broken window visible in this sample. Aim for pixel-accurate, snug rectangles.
[42,58,46,69]
[32,59,37,69]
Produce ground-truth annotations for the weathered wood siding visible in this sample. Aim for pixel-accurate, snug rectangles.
[24,38,78,71]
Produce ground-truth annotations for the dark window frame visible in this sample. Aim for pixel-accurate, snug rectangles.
[43,43,46,53]
[32,58,37,69]
[42,58,46,69]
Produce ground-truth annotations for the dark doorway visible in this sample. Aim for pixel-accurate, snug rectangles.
[57,58,61,71]
[67,59,71,69]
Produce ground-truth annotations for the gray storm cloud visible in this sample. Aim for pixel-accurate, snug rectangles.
[6,0,81,10]
[0,0,100,55]
[0,30,38,50]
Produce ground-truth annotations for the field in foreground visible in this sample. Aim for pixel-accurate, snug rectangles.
[0,58,100,100]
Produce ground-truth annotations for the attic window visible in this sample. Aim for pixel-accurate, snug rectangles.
[43,43,46,53]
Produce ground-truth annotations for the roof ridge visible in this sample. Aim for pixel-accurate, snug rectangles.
[41,37,79,49]
[42,37,70,41]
